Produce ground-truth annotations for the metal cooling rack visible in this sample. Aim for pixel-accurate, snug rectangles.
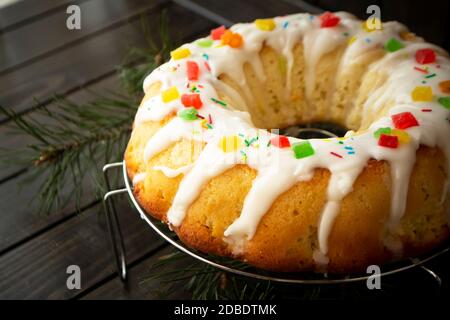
[102,127,449,288]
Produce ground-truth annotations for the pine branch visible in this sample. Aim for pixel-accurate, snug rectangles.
[0,13,172,215]
[142,247,275,300]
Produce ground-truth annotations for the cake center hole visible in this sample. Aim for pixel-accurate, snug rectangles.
[279,122,348,139]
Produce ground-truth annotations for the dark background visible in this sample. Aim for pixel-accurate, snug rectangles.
[0,0,448,299]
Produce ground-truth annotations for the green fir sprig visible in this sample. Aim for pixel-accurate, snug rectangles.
[143,248,275,300]
[0,13,172,214]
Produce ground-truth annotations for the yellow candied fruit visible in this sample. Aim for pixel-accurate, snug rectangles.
[391,129,410,144]
[411,86,433,102]
[255,18,276,31]
[361,18,383,32]
[170,47,191,60]
[218,135,242,153]
[161,86,179,103]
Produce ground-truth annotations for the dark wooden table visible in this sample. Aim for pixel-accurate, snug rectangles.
[0,0,448,300]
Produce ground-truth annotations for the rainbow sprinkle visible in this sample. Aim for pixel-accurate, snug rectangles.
[330,151,343,158]
[211,97,228,108]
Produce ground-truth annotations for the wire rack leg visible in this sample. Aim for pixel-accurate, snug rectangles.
[103,162,128,282]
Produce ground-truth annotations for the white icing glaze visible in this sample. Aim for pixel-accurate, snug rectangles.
[134,12,450,266]
[132,172,147,186]
[152,164,194,178]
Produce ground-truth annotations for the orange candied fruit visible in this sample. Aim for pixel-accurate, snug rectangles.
[221,30,244,48]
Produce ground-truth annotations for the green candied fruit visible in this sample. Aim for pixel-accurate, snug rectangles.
[374,127,392,138]
[178,107,198,121]
[292,141,315,159]
[438,96,450,109]
[384,38,404,52]
[196,38,213,48]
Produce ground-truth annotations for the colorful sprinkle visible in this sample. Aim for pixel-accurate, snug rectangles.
[219,135,242,153]
[270,135,291,148]
[292,141,315,159]
[391,112,419,129]
[415,48,436,64]
[319,12,340,28]
[221,30,244,48]
[374,127,392,138]
[282,21,289,29]
[211,25,226,40]
[255,18,276,31]
[411,86,433,102]
[211,97,227,107]
[378,134,398,149]
[421,108,432,112]
[244,136,259,147]
[204,61,211,71]
[384,38,404,52]
[181,93,203,109]
[438,96,450,109]
[170,47,191,60]
[186,61,199,81]
[414,66,428,74]
[330,151,343,158]
[177,107,198,121]
[240,150,247,162]
[161,86,179,103]
[439,80,450,94]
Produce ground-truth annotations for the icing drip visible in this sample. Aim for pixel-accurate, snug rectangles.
[167,141,240,226]
[316,167,363,259]
[134,12,450,266]
[152,164,194,178]
[132,172,146,186]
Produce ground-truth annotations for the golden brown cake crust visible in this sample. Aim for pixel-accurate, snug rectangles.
[126,124,449,272]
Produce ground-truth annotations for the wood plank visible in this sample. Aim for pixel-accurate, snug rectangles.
[174,0,302,25]
[0,0,79,32]
[80,245,192,299]
[0,76,123,253]
[0,2,215,123]
[0,4,215,254]
[0,75,120,181]
[0,0,167,74]
[0,197,166,299]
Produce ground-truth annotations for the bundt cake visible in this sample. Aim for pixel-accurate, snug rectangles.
[125,12,450,272]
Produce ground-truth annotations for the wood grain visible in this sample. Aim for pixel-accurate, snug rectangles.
[0,2,215,123]
[0,196,165,299]
[0,0,167,74]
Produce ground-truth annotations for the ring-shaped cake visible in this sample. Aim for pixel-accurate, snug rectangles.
[125,12,450,272]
